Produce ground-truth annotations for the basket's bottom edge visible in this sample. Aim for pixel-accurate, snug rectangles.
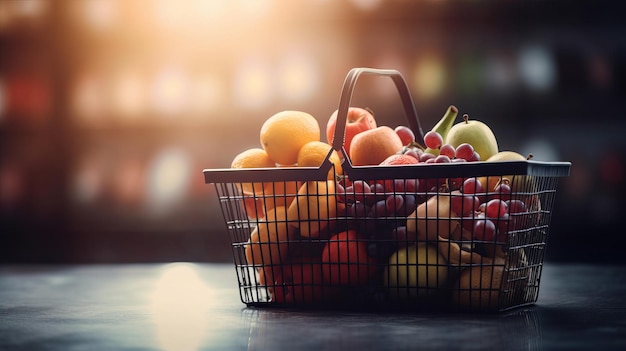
[242,301,538,314]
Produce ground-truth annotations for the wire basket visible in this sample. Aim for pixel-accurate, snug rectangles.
[203,68,571,312]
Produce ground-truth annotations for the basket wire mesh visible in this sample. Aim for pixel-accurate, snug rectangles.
[204,68,571,312]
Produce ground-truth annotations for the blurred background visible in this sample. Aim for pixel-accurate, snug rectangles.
[0,0,623,264]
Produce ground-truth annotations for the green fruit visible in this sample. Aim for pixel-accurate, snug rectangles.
[445,114,498,161]
[423,105,458,155]
[384,243,448,300]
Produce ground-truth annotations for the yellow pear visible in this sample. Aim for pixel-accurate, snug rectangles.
[245,206,297,266]
[407,193,460,242]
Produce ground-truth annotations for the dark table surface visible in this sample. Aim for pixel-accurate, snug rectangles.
[1,262,625,351]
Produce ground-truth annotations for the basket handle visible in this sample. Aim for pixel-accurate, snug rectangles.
[331,67,426,156]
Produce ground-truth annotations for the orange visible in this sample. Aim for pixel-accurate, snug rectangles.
[349,126,404,166]
[260,110,320,166]
[231,148,276,195]
[296,141,343,180]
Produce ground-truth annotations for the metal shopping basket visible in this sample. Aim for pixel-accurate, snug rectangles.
[203,68,571,312]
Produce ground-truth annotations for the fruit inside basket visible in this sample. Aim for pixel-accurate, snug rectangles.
[203,67,571,312]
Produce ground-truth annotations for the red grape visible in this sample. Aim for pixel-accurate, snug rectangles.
[335,181,347,203]
[461,178,484,194]
[506,199,527,214]
[439,144,456,158]
[424,131,443,149]
[468,151,481,162]
[493,183,512,201]
[400,194,417,216]
[477,202,486,213]
[420,152,436,163]
[485,199,508,219]
[434,155,451,163]
[369,200,389,218]
[394,126,416,146]
[385,194,404,214]
[455,143,475,161]
[404,148,421,161]
[348,202,370,217]
[352,180,372,202]
[473,217,497,242]
[451,194,480,216]
[506,199,528,231]
[495,213,511,237]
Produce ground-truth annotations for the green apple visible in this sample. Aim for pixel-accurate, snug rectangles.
[445,114,498,161]
[384,243,448,300]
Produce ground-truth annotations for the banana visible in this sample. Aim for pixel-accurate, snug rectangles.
[424,105,458,156]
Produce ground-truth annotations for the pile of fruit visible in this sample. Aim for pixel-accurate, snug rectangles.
[230,105,539,311]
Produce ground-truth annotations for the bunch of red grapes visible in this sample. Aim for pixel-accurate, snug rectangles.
[334,129,535,257]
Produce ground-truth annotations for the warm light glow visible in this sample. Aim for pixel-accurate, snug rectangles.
[233,57,274,110]
[71,71,107,125]
[518,44,556,93]
[189,74,223,116]
[153,0,186,29]
[348,0,385,11]
[112,157,145,206]
[77,0,118,32]
[146,147,191,212]
[277,51,319,102]
[413,54,446,99]
[150,263,213,351]
[111,69,147,120]
[151,65,191,117]
[236,0,272,20]
[13,0,46,19]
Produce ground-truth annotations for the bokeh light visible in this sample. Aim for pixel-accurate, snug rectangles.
[233,56,274,110]
[518,44,556,93]
[189,74,223,116]
[277,50,320,103]
[146,147,192,213]
[71,70,108,125]
[150,263,212,351]
[348,0,385,11]
[412,53,447,100]
[151,65,191,117]
[112,157,145,206]
[110,68,147,121]
[72,155,106,204]
[73,0,118,32]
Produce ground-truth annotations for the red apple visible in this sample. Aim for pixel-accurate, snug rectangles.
[321,230,378,287]
[269,262,337,304]
[326,107,377,158]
